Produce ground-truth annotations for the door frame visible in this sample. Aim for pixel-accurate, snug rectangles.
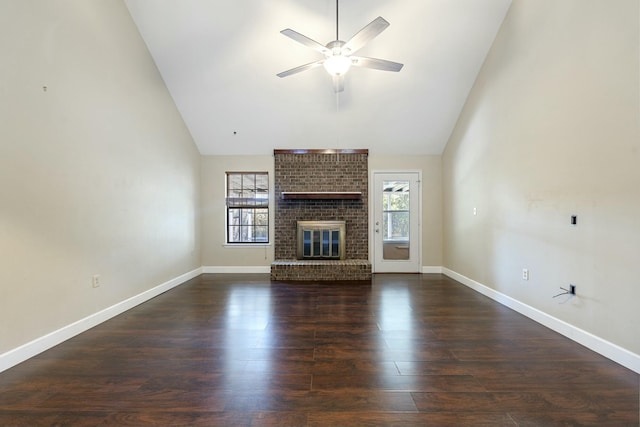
[370,170,422,273]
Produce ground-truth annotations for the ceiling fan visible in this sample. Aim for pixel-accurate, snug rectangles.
[276,0,403,92]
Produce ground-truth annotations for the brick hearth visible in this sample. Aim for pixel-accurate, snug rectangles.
[271,260,371,281]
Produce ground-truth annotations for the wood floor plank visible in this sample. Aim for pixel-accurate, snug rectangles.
[0,273,637,426]
[0,411,239,427]
[306,411,518,427]
[249,411,308,427]
[311,374,486,392]
[313,345,456,362]
[510,411,640,427]
[311,360,400,376]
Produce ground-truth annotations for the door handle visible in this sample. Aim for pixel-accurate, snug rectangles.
[375,229,380,233]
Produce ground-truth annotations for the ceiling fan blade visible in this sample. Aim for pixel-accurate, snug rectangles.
[350,56,403,72]
[280,29,331,55]
[277,60,325,78]
[342,16,390,55]
[333,75,344,93]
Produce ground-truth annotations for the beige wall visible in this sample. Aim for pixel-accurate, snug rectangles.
[8,0,637,368]
[369,155,443,268]
[0,0,201,354]
[443,0,640,354]
[200,154,443,269]
[200,155,274,267]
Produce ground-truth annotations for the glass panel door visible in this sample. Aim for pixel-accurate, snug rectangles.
[373,172,421,272]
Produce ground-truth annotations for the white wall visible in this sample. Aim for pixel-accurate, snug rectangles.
[443,0,640,357]
[0,0,201,355]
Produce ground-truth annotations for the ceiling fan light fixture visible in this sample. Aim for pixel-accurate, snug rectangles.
[323,55,351,76]
[277,0,403,91]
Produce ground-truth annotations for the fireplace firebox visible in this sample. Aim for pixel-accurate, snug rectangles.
[297,220,346,260]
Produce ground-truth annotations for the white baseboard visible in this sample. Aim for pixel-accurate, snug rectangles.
[5,266,638,375]
[0,267,202,374]
[202,266,271,274]
[442,268,640,374]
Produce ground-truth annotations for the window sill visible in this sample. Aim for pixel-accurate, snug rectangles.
[223,243,271,248]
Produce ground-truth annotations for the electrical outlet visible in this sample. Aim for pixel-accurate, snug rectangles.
[522,268,529,281]
[92,275,100,288]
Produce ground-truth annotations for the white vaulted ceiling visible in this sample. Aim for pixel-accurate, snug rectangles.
[125,0,512,155]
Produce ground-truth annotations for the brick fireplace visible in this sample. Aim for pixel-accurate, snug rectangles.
[270,149,372,281]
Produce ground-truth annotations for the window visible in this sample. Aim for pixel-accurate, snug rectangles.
[382,180,410,242]
[226,172,269,243]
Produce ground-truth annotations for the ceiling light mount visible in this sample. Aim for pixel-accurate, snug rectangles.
[323,41,351,76]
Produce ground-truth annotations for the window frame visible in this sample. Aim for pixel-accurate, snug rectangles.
[382,182,410,242]
[225,171,270,245]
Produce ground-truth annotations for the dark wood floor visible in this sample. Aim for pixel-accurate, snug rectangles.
[1,274,638,426]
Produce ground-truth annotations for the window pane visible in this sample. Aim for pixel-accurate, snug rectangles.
[228,209,241,226]
[226,172,269,243]
[383,181,410,211]
[242,174,255,191]
[228,226,241,243]
[255,209,268,226]
[240,209,253,226]
[322,230,330,256]
[228,174,243,191]
[393,193,409,210]
[254,226,268,242]
[255,174,269,192]
[383,211,409,240]
[332,230,340,257]
[227,188,242,199]
[382,214,388,239]
[382,180,409,242]
[240,226,250,242]
[313,231,320,256]
[303,230,311,256]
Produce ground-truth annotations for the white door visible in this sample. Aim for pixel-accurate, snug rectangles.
[372,171,421,273]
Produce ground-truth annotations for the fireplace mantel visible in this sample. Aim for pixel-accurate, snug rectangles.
[274,149,368,155]
[281,191,362,200]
